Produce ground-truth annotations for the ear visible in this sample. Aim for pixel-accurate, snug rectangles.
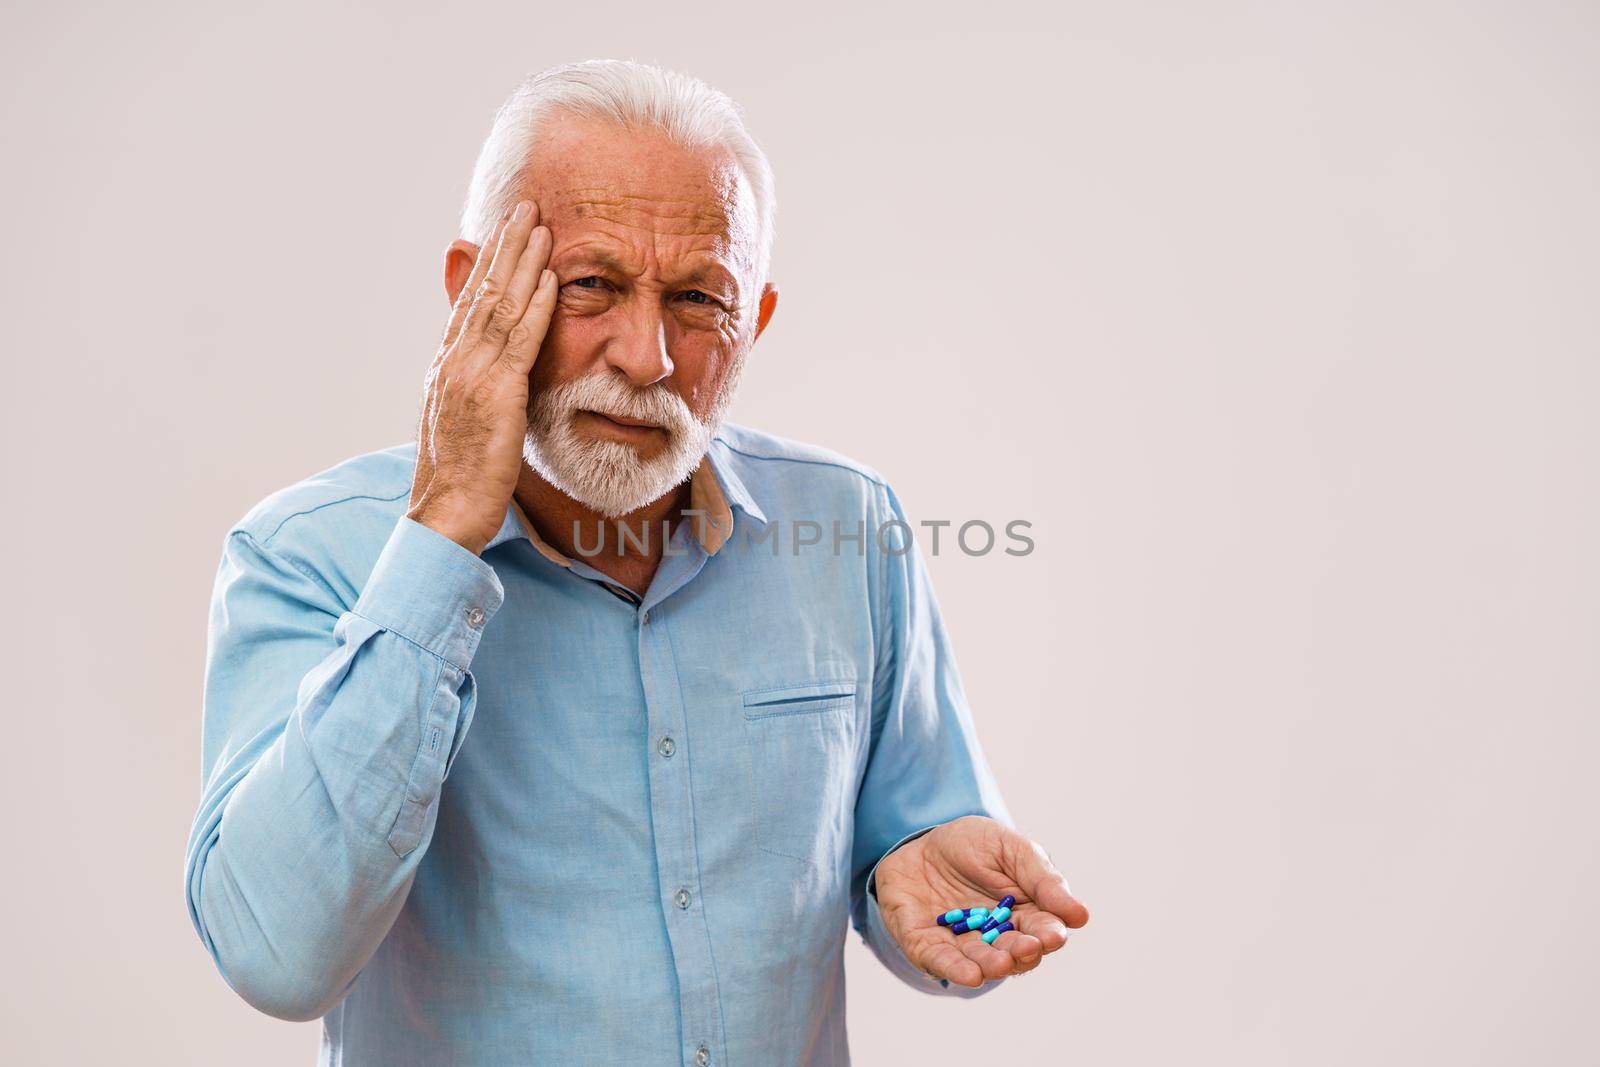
[752,282,779,342]
[443,238,481,305]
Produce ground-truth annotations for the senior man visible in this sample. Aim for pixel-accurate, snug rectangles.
[184,59,1088,1065]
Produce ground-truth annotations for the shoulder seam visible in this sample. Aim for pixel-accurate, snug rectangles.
[258,486,411,546]
[715,439,888,488]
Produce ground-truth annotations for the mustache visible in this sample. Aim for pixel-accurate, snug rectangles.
[535,373,700,434]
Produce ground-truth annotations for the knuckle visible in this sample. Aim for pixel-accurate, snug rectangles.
[486,299,522,331]
[504,322,532,350]
[468,289,500,317]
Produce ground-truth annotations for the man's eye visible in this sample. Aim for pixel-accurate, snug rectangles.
[569,276,607,290]
[680,290,712,305]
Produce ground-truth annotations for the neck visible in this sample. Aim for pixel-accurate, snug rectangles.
[514,464,693,595]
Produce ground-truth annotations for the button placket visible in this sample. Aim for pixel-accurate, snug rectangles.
[637,581,723,1067]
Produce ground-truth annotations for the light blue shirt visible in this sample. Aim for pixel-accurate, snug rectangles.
[184,421,1013,1065]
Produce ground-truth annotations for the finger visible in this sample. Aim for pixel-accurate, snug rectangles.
[496,267,559,375]
[997,929,1044,973]
[1004,831,1090,928]
[1011,904,1071,954]
[459,200,539,351]
[917,941,984,989]
[460,202,535,349]
[442,212,514,350]
[957,935,1016,982]
[472,223,551,366]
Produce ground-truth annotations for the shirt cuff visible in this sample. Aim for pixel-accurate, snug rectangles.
[352,516,505,670]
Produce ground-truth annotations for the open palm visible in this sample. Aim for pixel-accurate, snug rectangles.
[873,815,1090,988]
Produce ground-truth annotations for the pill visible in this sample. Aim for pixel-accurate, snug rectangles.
[950,919,977,934]
[996,895,1015,911]
[981,921,1014,944]
[937,909,965,926]
[966,907,989,920]
[979,906,1012,933]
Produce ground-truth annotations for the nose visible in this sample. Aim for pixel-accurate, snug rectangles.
[603,296,674,388]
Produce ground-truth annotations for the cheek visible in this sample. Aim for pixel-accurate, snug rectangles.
[665,333,735,418]
[530,315,603,389]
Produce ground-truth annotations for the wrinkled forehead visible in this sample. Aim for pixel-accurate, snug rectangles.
[524,116,759,286]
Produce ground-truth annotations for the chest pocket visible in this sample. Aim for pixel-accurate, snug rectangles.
[742,679,859,869]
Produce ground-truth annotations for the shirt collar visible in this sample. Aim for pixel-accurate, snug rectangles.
[484,438,767,563]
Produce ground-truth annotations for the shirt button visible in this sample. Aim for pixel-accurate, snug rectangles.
[675,888,691,910]
[694,1046,710,1066]
[640,609,650,625]
[465,606,485,628]
[657,736,676,758]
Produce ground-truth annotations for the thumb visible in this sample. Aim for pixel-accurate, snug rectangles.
[1003,829,1090,928]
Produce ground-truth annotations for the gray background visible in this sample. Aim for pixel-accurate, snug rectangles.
[3,1,1596,1063]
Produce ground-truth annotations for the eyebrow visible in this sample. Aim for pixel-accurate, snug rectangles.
[554,249,635,276]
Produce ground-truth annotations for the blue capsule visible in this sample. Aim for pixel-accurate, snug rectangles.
[939,904,993,930]
[981,920,1014,944]
[996,895,1015,911]
[979,906,1012,933]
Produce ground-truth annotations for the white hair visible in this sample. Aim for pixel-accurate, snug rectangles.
[458,59,776,291]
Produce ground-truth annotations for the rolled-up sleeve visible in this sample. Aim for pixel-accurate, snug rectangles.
[849,481,1015,998]
[183,515,503,1022]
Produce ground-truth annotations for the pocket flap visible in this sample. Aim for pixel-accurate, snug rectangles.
[742,679,857,718]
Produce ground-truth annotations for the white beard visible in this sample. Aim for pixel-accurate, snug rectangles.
[523,355,745,518]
